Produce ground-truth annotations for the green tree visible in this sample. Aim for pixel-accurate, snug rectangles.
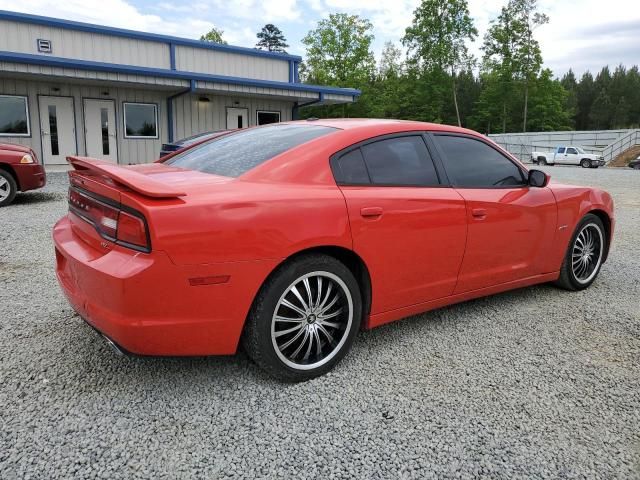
[560,69,578,128]
[611,96,630,128]
[256,24,289,53]
[302,13,375,86]
[403,0,477,126]
[379,41,404,77]
[200,27,227,44]
[482,0,547,132]
[526,69,571,131]
[589,89,612,129]
[575,72,596,130]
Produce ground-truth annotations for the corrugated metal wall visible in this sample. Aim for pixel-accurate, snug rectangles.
[0,19,293,83]
[0,77,295,165]
[0,20,171,69]
[0,76,167,163]
[172,94,293,140]
[176,46,289,82]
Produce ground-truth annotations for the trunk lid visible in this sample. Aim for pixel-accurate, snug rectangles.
[66,156,232,252]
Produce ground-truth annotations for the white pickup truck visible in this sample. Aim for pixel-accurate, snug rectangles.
[531,146,605,168]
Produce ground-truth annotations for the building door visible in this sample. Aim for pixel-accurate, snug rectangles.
[38,96,76,165]
[84,99,118,163]
[226,107,248,129]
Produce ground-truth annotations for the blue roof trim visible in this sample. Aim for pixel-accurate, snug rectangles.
[0,51,361,97]
[0,10,303,62]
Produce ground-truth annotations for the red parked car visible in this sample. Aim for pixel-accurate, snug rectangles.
[53,120,615,381]
[0,143,46,206]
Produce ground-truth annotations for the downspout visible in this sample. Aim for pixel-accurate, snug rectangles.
[167,79,196,143]
[292,92,324,121]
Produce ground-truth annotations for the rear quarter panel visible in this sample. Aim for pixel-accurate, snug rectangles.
[140,181,352,265]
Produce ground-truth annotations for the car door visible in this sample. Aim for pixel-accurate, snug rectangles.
[333,133,467,315]
[430,133,557,293]
[555,147,566,164]
[565,147,579,165]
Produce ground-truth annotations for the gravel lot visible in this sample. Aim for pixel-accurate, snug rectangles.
[1,167,639,479]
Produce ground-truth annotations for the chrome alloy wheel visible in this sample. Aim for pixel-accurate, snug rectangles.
[571,222,604,284]
[271,271,353,371]
[0,176,10,201]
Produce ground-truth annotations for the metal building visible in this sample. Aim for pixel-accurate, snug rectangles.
[0,10,359,165]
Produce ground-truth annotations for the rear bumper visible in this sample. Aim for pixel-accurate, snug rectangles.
[15,163,46,191]
[53,215,278,356]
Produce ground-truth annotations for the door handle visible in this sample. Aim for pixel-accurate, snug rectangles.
[471,208,487,219]
[360,207,383,218]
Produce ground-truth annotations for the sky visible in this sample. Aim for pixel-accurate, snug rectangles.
[0,0,638,78]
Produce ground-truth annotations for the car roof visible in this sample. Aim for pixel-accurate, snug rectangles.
[283,118,481,137]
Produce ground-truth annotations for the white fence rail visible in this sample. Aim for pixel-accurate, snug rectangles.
[489,129,640,164]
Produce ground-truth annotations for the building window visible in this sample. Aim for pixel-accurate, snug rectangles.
[123,103,158,138]
[0,95,30,136]
[256,110,281,126]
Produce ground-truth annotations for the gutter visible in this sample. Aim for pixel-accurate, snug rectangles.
[292,93,325,120]
[166,80,196,143]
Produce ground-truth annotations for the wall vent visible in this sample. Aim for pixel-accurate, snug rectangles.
[37,39,52,54]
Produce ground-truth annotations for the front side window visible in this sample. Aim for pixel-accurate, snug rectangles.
[566,148,578,154]
[123,103,158,138]
[360,136,440,186]
[0,95,30,136]
[435,135,525,188]
[164,124,337,178]
[257,111,281,126]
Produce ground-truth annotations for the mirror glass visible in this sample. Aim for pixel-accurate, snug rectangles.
[528,169,548,187]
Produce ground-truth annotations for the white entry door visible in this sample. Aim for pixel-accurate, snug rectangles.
[38,96,76,165]
[84,99,118,163]
[226,107,248,129]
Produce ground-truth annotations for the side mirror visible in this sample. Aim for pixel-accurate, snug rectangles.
[528,169,549,187]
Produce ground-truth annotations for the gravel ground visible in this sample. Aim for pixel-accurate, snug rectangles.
[1,167,639,479]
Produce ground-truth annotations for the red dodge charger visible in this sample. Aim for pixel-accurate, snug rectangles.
[53,120,614,381]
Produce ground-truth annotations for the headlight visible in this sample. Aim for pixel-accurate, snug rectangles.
[19,154,34,164]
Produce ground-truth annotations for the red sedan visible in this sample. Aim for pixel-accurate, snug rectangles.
[53,120,614,381]
[0,143,46,206]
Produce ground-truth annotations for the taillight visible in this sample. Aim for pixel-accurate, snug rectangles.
[68,187,151,252]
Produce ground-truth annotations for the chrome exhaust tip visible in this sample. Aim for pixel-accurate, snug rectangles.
[101,334,125,356]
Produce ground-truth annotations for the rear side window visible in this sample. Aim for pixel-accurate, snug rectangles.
[435,135,525,187]
[164,124,337,177]
[334,149,370,184]
[360,136,439,186]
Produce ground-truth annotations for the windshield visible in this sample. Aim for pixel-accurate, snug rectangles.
[576,147,586,154]
[164,124,337,177]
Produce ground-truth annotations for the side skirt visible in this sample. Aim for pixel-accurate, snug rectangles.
[367,272,560,329]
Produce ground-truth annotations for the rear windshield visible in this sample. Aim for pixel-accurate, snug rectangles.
[164,124,337,177]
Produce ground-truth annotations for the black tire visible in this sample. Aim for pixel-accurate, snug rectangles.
[555,213,607,291]
[537,157,547,166]
[580,159,591,168]
[0,170,18,207]
[242,254,362,382]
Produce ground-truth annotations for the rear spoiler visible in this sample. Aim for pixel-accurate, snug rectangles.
[67,157,187,198]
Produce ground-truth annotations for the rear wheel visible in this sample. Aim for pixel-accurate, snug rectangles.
[537,157,547,166]
[243,254,362,382]
[0,170,17,207]
[555,214,606,291]
[580,159,591,168]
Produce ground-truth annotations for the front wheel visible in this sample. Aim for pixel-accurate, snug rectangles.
[0,170,18,207]
[555,214,607,291]
[580,159,591,168]
[243,254,362,382]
